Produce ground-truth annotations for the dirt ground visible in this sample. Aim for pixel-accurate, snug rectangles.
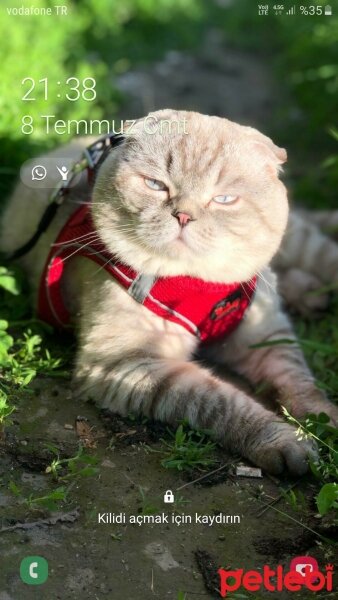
[1,378,335,600]
[1,43,336,599]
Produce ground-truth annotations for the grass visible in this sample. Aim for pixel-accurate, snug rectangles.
[283,290,338,525]
[137,485,159,516]
[252,333,338,525]
[0,266,90,514]
[0,264,73,436]
[160,423,217,472]
[0,316,67,428]
[7,444,99,512]
[44,444,99,482]
[283,409,338,517]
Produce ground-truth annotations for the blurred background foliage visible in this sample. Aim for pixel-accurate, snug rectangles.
[0,0,337,205]
[0,0,337,182]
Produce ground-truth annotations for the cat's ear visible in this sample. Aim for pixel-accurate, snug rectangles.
[243,126,287,166]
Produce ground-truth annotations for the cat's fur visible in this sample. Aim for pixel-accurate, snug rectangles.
[274,209,338,314]
[2,109,338,475]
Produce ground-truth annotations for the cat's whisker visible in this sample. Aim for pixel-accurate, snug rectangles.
[55,238,104,264]
[52,239,98,249]
[256,270,274,297]
[240,282,253,302]
[52,232,99,246]
[54,198,134,207]
[89,257,115,278]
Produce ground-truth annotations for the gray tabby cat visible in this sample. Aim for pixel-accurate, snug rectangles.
[1,109,337,476]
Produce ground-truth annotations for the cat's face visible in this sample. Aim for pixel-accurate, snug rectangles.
[93,110,289,282]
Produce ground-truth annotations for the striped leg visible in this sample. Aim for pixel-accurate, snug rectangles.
[220,269,338,425]
[73,352,315,475]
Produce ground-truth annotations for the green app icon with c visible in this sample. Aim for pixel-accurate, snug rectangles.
[20,556,48,585]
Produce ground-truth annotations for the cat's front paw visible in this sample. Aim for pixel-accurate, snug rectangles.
[246,421,317,476]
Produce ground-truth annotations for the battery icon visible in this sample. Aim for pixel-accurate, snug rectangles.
[325,5,332,15]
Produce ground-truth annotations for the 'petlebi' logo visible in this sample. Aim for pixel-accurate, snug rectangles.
[218,558,334,597]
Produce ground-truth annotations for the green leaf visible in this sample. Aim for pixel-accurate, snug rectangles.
[317,412,331,424]
[0,267,20,295]
[316,483,338,515]
[8,480,21,497]
[329,127,338,142]
[80,454,99,465]
[74,466,98,478]
[21,370,37,386]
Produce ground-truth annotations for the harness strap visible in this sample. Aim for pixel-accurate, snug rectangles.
[38,199,257,343]
[128,274,157,303]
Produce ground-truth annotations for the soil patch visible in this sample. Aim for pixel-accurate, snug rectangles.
[253,531,317,559]
[101,411,169,446]
[194,549,221,598]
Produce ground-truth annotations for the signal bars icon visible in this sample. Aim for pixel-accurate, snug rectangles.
[286,5,295,15]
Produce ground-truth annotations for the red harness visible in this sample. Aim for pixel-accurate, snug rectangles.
[38,203,256,344]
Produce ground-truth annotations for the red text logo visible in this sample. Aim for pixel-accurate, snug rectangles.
[218,560,333,597]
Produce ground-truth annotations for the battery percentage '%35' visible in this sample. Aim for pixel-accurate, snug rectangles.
[300,6,326,15]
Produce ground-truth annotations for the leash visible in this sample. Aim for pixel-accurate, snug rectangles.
[4,133,124,261]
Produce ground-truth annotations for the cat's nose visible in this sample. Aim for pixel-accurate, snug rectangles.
[172,211,194,227]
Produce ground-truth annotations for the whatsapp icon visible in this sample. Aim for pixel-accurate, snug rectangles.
[20,556,48,585]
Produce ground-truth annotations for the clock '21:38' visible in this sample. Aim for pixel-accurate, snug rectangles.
[21,77,96,102]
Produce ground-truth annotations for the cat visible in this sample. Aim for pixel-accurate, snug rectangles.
[274,209,338,315]
[1,109,337,476]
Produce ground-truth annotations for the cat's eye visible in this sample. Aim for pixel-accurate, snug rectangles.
[144,177,168,191]
[213,195,238,205]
